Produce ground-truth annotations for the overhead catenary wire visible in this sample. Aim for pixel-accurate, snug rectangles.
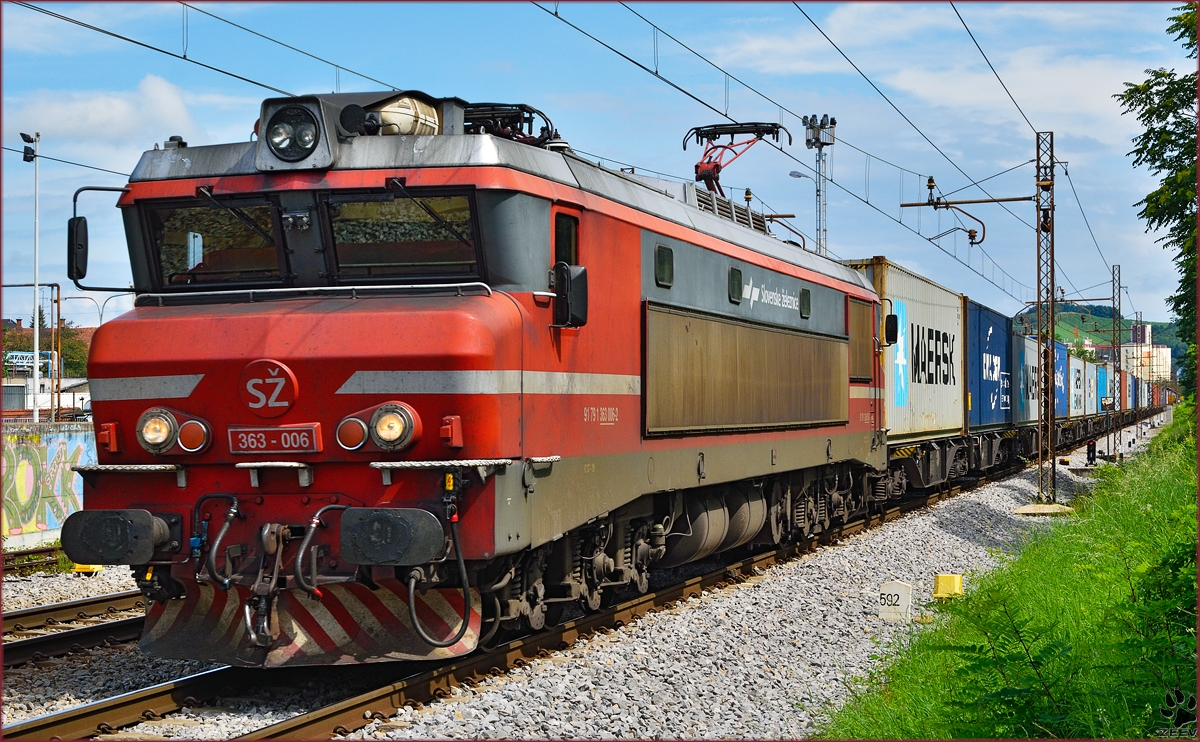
[949,2,1036,134]
[618,2,925,178]
[12,2,293,97]
[177,3,401,92]
[535,2,1031,303]
[793,3,1100,305]
[1061,166,1113,274]
[2,146,130,177]
[947,3,1117,302]
[941,159,1033,197]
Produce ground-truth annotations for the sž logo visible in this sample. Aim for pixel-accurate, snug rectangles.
[238,359,299,418]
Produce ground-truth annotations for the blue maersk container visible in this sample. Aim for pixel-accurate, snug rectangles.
[966,300,1012,430]
[1054,341,1069,417]
[1097,364,1108,411]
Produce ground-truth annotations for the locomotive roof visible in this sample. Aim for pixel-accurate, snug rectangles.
[130,132,873,294]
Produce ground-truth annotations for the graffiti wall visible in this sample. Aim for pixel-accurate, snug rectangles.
[2,423,95,547]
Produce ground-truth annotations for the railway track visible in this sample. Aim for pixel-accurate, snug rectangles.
[0,475,968,741]
[3,591,145,668]
[6,415,1141,741]
[3,545,64,575]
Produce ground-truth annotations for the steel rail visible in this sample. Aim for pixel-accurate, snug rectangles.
[3,590,143,634]
[3,545,62,574]
[1,666,260,740]
[3,616,145,668]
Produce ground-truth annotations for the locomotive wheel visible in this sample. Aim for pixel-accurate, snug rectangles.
[582,585,603,612]
[634,567,650,594]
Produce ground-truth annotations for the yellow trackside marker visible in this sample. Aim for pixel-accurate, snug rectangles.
[445,473,454,491]
[932,574,963,599]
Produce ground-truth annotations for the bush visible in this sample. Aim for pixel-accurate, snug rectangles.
[823,409,1197,739]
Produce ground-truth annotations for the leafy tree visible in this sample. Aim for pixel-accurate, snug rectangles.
[1115,5,1197,392]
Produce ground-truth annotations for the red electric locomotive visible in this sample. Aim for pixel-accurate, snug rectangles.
[63,91,889,667]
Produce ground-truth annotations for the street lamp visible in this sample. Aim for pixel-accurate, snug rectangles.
[788,170,821,256]
[22,132,41,421]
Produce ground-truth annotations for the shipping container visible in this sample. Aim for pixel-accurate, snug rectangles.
[1011,331,1039,425]
[1097,363,1110,412]
[1068,355,1085,418]
[1054,341,1069,417]
[1132,376,1140,410]
[845,257,964,442]
[1119,369,1130,411]
[966,299,1012,430]
[1085,361,1098,415]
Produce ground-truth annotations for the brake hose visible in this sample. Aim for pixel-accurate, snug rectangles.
[206,502,240,590]
[293,504,349,598]
[408,517,472,648]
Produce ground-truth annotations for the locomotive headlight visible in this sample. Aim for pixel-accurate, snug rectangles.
[369,403,417,451]
[265,105,320,162]
[375,412,406,442]
[137,408,179,454]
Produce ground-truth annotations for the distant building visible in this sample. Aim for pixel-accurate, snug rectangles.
[1092,343,1173,382]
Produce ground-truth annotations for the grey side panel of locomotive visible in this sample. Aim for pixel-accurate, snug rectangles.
[639,231,847,338]
[844,257,965,442]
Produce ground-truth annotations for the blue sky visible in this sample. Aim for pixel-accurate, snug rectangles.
[2,2,1188,326]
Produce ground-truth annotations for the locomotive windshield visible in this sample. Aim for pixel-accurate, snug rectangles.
[147,200,282,286]
[326,193,478,279]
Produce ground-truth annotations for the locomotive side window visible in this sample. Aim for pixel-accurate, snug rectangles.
[328,194,478,279]
[146,202,282,286]
[654,245,673,288]
[728,267,742,304]
[800,288,811,319]
[554,213,579,265]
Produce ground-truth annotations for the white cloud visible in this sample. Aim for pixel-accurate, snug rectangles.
[3,74,203,174]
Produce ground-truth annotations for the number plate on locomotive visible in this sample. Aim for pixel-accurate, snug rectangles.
[229,424,322,454]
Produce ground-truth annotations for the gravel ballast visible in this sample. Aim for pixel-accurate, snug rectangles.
[2,566,137,611]
[342,420,1163,740]
[1,416,1166,737]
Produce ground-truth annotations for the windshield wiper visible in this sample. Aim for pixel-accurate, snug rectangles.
[196,186,275,247]
[386,177,474,250]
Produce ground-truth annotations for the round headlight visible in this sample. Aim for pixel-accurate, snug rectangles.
[268,121,294,150]
[137,408,179,454]
[368,404,417,451]
[375,412,406,442]
[265,105,320,162]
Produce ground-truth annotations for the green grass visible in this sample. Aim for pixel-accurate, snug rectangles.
[821,402,1197,739]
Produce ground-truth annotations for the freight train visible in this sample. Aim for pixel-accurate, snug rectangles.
[62,90,1164,668]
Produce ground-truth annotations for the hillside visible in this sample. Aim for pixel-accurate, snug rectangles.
[1015,304,1182,373]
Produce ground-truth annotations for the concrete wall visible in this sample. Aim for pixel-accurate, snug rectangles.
[2,422,96,549]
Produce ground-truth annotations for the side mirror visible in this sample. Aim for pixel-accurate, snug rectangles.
[552,262,588,328]
[68,216,89,280]
[884,313,899,346]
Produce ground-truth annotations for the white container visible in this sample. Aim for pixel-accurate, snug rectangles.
[1069,355,1085,418]
[1085,361,1098,415]
[1011,332,1039,425]
[844,257,964,442]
